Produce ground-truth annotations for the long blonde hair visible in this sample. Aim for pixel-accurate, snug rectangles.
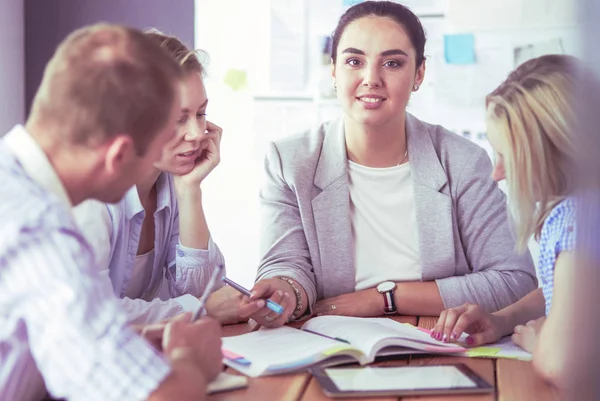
[486,54,579,252]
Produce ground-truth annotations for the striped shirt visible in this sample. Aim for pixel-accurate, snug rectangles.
[538,197,577,316]
[0,126,170,401]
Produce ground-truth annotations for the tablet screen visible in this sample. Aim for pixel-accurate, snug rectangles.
[324,365,477,392]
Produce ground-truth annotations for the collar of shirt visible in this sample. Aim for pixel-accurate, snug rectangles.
[123,172,173,220]
[4,125,72,208]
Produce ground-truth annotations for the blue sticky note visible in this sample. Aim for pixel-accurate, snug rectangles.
[444,34,476,65]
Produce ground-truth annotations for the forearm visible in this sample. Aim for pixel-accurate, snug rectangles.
[532,253,600,399]
[394,281,445,315]
[493,288,545,336]
[176,185,210,250]
[436,270,537,312]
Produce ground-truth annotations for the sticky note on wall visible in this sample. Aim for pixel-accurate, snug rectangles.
[444,33,476,65]
[224,69,248,91]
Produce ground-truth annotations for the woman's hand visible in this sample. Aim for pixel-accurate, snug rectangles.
[205,285,264,325]
[174,121,222,188]
[240,278,298,328]
[432,303,509,346]
[513,316,546,352]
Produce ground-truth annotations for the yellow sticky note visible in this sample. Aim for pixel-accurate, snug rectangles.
[466,347,501,357]
[224,69,248,91]
[322,345,353,356]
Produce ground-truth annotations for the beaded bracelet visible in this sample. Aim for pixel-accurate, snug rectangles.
[276,276,303,319]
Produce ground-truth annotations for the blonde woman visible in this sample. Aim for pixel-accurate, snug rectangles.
[74,31,264,326]
[432,54,578,352]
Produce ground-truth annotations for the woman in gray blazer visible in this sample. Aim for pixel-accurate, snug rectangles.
[243,1,536,327]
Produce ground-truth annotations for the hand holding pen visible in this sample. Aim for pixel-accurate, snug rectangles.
[231,277,299,328]
[222,277,284,315]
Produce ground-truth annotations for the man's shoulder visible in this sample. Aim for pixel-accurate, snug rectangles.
[0,145,72,241]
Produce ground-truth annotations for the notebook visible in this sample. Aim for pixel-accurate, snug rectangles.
[222,316,531,377]
[207,372,248,394]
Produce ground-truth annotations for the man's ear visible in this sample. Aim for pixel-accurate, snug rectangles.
[104,134,135,176]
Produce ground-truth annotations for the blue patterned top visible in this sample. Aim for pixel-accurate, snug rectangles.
[538,197,577,316]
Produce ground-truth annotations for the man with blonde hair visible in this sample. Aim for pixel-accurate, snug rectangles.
[0,23,222,401]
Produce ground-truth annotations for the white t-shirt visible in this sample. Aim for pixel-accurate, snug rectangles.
[125,249,156,299]
[348,161,421,291]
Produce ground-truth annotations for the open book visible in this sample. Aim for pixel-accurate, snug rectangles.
[222,316,531,377]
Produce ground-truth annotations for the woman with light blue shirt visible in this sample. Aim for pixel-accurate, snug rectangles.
[74,31,263,325]
[432,55,579,353]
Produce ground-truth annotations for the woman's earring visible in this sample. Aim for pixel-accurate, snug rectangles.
[413,84,419,91]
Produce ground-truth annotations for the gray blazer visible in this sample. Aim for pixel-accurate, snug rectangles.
[256,114,537,313]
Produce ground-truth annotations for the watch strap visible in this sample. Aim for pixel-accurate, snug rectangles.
[382,290,397,314]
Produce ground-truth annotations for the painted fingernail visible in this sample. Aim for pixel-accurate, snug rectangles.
[250,291,258,298]
[442,334,448,342]
[283,292,290,298]
[451,332,458,340]
[430,332,436,338]
[436,333,442,341]
[276,290,283,296]
[257,300,265,308]
[466,337,475,345]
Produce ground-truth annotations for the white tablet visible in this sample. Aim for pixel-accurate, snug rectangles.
[310,364,494,397]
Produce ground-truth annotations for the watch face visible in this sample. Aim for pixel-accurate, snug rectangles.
[377,281,395,293]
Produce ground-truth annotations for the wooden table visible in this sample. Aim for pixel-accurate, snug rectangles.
[211,316,559,401]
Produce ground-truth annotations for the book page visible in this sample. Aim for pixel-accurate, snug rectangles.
[402,323,532,360]
[222,326,365,376]
[465,336,532,360]
[302,316,464,359]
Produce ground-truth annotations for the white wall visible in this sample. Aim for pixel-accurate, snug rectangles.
[195,0,270,287]
[0,0,25,134]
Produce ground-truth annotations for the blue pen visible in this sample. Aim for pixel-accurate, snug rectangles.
[222,276,284,315]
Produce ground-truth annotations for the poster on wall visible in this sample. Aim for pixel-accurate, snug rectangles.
[513,38,564,68]
[269,0,308,92]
